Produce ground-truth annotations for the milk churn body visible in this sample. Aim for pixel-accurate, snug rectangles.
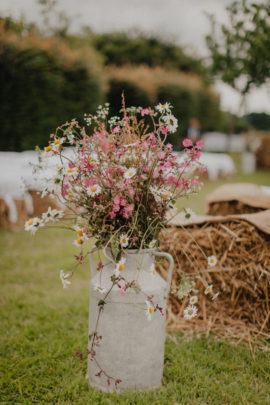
[87,249,173,392]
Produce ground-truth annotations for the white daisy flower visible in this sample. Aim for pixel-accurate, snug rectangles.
[25,218,36,232]
[178,208,196,224]
[66,192,74,199]
[87,152,98,167]
[204,284,213,295]
[115,258,126,277]
[24,217,44,234]
[208,255,217,267]
[212,292,219,301]
[163,114,178,133]
[155,102,172,114]
[74,225,89,240]
[183,305,198,320]
[73,237,84,247]
[124,167,137,179]
[149,239,157,249]
[145,300,154,321]
[160,189,173,201]
[42,207,64,223]
[120,234,129,248]
[59,270,71,289]
[44,144,56,156]
[150,186,173,203]
[150,263,156,277]
[94,283,107,294]
[66,167,80,177]
[189,296,198,305]
[87,184,101,197]
[52,137,65,151]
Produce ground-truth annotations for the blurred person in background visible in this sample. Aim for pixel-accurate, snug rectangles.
[187,118,201,143]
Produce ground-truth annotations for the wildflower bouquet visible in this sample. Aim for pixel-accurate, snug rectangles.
[26,100,204,265]
[25,99,219,390]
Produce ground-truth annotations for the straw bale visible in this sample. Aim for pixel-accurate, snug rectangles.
[0,191,60,230]
[159,219,270,347]
[206,183,270,216]
[207,200,262,216]
[0,199,28,229]
[255,132,270,168]
[29,190,60,217]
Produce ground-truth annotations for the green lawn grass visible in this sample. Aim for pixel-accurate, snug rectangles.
[1,155,270,404]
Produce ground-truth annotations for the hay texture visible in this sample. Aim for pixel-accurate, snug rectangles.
[206,183,270,216]
[160,211,270,347]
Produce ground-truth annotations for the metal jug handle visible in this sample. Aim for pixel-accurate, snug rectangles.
[89,247,98,279]
[152,251,174,298]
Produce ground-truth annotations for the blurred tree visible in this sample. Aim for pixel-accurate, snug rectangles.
[91,32,207,79]
[0,23,103,151]
[107,79,152,117]
[243,112,270,131]
[206,0,270,112]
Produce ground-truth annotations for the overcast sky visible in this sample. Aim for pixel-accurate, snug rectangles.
[1,0,269,114]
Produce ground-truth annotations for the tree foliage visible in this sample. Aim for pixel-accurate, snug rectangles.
[243,112,270,130]
[206,0,270,96]
[0,20,103,151]
[92,32,207,78]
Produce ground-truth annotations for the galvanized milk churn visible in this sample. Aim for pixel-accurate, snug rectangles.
[87,248,174,392]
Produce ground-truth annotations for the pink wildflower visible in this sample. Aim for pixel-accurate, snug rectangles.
[123,204,134,219]
[119,287,126,296]
[143,165,150,173]
[123,116,130,122]
[85,177,98,187]
[62,183,69,197]
[183,138,193,148]
[166,143,173,152]
[97,261,104,271]
[113,195,120,204]
[158,151,166,160]
[120,198,127,206]
[141,107,151,116]
[127,187,135,198]
[161,127,167,135]
[113,126,120,134]
[196,139,204,150]
[187,149,200,160]
[148,134,157,143]
[93,131,101,140]
[101,138,110,152]
[113,204,120,213]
